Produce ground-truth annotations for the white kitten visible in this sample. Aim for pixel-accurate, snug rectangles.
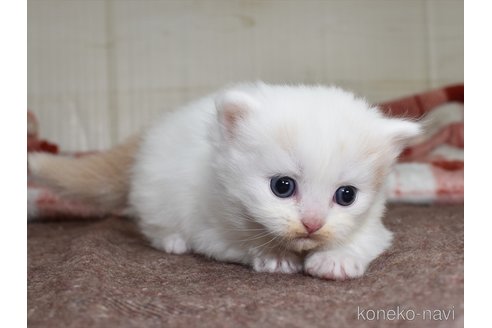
[29,82,420,280]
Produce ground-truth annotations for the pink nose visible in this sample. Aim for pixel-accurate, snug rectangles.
[301,218,323,234]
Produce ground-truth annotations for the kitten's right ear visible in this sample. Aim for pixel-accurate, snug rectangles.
[215,90,258,139]
[382,117,422,157]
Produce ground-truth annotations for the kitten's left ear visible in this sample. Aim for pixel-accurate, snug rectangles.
[215,90,259,139]
[382,117,422,155]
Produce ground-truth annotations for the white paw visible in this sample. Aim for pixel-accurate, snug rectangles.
[153,234,189,254]
[252,255,303,274]
[304,251,368,281]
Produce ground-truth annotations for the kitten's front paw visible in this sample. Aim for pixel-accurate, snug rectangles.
[252,255,303,274]
[304,251,368,281]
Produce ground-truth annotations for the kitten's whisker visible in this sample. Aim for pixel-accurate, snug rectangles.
[251,235,281,252]
[240,231,276,243]
[223,230,276,245]
[221,227,266,232]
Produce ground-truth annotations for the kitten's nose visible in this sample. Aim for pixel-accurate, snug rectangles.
[301,218,323,234]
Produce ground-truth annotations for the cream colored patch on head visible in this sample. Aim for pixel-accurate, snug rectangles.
[373,163,390,190]
[274,123,298,151]
[339,142,346,154]
[363,146,378,158]
[369,146,394,190]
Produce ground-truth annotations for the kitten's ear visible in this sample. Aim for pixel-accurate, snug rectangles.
[382,117,422,155]
[215,90,258,139]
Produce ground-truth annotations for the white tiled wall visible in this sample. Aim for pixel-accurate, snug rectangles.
[28,0,463,151]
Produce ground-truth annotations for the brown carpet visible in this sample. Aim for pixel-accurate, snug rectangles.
[28,205,463,328]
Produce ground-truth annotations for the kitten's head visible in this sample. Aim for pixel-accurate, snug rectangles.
[214,83,420,252]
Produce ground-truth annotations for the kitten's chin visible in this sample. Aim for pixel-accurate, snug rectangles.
[287,237,323,253]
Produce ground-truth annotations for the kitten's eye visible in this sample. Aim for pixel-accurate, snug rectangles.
[334,186,357,206]
[270,176,296,198]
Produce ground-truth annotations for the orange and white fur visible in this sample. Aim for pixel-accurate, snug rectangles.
[29,83,420,280]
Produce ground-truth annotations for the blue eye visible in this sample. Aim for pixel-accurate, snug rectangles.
[334,186,357,206]
[270,176,296,198]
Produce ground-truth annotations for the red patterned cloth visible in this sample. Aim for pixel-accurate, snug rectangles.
[379,84,464,204]
[27,85,464,220]
[27,110,107,219]
[27,111,58,154]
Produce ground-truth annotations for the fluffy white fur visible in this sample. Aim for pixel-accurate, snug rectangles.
[28,82,419,280]
[128,82,420,280]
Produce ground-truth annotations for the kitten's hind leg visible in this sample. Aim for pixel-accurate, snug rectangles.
[150,233,190,254]
[139,222,190,254]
